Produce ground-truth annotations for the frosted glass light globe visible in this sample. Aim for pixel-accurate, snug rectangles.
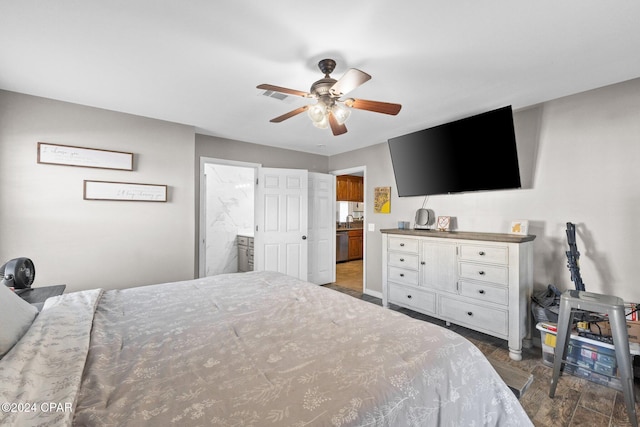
[332,103,351,125]
[307,103,326,123]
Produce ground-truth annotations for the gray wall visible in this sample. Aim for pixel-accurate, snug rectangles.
[329,78,640,302]
[0,90,196,292]
[195,134,329,173]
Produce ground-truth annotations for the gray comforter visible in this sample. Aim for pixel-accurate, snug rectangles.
[1,271,532,426]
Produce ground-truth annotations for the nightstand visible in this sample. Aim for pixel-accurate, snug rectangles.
[15,285,66,311]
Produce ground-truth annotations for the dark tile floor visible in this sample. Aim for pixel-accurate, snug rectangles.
[324,282,640,427]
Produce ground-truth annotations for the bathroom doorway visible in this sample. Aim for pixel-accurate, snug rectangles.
[199,158,335,283]
[199,158,258,277]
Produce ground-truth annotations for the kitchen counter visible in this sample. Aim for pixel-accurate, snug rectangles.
[336,226,363,232]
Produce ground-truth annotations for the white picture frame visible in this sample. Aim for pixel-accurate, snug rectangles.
[510,220,529,235]
[84,180,167,202]
[38,142,133,170]
[436,216,450,231]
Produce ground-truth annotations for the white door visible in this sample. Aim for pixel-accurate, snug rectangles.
[254,167,308,280]
[307,172,336,284]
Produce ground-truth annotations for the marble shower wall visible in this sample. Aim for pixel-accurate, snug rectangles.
[204,163,255,276]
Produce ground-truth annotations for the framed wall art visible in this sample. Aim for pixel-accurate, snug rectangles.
[83,180,167,202]
[374,186,391,213]
[38,142,133,170]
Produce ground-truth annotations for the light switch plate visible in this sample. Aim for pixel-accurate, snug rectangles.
[368,223,375,231]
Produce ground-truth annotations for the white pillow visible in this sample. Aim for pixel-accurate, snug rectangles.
[0,284,38,358]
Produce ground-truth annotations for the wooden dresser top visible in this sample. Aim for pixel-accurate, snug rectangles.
[380,228,536,243]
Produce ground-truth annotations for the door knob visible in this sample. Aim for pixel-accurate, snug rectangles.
[302,235,307,240]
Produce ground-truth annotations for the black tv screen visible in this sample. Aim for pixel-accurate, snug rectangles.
[388,106,521,197]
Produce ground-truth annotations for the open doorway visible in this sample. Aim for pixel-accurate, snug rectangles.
[332,166,366,293]
[199,158,259,277]
[199,158,335,284]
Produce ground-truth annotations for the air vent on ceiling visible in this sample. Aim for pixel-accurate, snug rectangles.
[262,90,289,101]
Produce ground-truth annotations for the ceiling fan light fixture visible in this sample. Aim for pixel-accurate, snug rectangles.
[312,114,329,129]
[258,59,402,136]
[331,102,351,125]
[307,102,326,123]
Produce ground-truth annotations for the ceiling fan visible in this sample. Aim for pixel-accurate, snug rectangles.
[257,59,402,136]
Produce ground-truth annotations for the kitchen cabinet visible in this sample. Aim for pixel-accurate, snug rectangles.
[381,228,535,361]
[348,229,363,260]
[336,175,363,202]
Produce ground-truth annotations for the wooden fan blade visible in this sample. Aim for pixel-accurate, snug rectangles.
[257,84,311,98]
[345,98,402,115]
[270,105,309,123]
[328,111,348,136]
[329,69,371,96]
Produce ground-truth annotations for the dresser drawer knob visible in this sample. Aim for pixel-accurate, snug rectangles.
[478,271,485,275]
[467,311,473,316]
[399,273,405,277]
[399,258,405,262]
[400,243,405,247]
[478,289,485,294]
[407,294,412,299]
[479,251,485,256]
[421,261,425,265]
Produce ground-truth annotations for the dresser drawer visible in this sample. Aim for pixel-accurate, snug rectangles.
[458,261,508,285]
[458,244,508,265]
[388,237,419,253]
[388,266,419,286]
[237,235,251,246]
[388,252,419,269]
[439,296,508,336]
[458,280,508,306]
[389,284,436,315]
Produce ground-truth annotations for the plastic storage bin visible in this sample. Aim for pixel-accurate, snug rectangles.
[537,323,623,391]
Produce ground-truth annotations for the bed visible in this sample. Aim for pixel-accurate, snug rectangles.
[1,271,532,426]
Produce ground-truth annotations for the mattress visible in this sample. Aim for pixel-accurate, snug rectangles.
[0,271,532,426]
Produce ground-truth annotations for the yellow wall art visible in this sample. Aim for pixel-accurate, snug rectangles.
[374,187,391,213]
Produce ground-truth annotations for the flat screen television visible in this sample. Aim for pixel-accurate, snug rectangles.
[388,105,521,197]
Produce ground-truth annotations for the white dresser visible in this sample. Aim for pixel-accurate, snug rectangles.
[381,229,535,361]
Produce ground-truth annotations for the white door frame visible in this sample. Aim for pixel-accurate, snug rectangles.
[198,157,261,278]
[331,166,367,293]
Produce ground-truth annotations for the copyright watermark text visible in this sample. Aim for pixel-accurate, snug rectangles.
[1,402,72,413]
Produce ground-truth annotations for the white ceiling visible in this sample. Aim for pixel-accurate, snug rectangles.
[2,1,639,156]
